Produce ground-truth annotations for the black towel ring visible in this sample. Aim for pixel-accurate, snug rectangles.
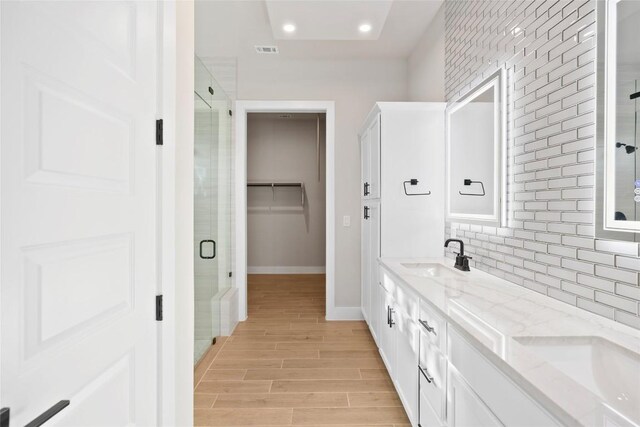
[459,179,485,196]
[403,179,431,196]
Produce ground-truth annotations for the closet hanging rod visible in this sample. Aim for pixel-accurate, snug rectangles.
[247,182,303,187]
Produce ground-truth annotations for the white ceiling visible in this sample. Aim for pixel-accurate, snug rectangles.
[266,0,392,40]
[195,0,443,60]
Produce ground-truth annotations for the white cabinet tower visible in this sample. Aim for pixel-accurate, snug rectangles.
[359,102,446,342]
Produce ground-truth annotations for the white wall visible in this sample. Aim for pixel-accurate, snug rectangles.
[237,57,407,308]
[247,114,326,273]
[407,4,446,102]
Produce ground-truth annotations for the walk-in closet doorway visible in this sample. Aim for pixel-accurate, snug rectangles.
[235,101,342,321]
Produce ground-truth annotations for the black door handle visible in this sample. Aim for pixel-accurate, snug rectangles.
[0,408,9,427]
[200,240,216,259]
[25,400,70,427]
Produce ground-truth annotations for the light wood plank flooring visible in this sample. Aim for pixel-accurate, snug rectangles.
[194,274,410,427]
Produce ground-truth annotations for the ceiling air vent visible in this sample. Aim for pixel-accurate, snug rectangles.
[255,45,279,54]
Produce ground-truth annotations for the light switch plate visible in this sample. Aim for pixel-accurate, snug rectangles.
[343,215,351,227]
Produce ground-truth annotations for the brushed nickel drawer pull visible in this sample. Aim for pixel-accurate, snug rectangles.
[419,319,437,335]
[419,365,434,384]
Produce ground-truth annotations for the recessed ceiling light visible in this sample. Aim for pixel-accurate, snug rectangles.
[359,23,372,33]
[283,23,296,33]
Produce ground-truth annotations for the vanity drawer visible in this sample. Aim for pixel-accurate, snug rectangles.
[394,280,419,320]
[419,339,446,422]
[379,266,419,319]
[379,266,396,293]
[448,327,561,426]
[419,299,446,350]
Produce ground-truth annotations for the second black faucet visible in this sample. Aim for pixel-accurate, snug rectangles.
[444,238,472,272]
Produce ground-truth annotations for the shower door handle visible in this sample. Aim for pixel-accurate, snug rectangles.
[200,240,216,259]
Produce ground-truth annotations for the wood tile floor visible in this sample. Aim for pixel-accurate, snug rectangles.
[193,274,410,427]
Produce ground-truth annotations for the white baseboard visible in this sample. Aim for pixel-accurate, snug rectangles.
[248,266,326,274]
[325,306,364,321]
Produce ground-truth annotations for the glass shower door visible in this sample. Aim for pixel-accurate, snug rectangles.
[194,56,232,363]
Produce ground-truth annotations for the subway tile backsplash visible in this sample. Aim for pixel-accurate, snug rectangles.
[444,0,640,329]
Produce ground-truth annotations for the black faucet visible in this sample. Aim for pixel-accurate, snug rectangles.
[444,238,472,272]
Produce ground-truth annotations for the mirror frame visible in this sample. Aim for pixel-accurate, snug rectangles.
[445,68,507,226]
[596,0,640,240]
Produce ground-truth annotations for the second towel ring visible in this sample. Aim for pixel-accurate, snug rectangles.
[459,178,485,196]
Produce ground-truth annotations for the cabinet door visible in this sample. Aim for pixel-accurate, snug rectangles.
[448,368,503,427]
[378,284,396,377]
[395,308,419,425]
[368,114,381,199]
[360,130,371,199]
[361,203,371,323]
[368,202,380,342]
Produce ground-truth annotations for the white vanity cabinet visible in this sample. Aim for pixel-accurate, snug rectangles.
[418,300,447,426]
[447,368,502,427]
[377,263,563,427]
[360,102,445,344]
[377,275,419,426]
[360,112,380,200]
[361,200,380,340]
[395,307,420,424]
[447,328,561,427]
[378,282,396,377]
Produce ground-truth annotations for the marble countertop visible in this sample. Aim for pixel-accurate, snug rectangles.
[379,257,640,427]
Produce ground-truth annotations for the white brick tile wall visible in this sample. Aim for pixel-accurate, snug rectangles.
[444,0,640,330]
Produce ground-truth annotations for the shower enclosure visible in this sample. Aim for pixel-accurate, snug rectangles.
[194,56,233,363]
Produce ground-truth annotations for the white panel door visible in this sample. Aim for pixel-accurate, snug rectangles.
[395,308,419,425]
[367,201,380,343]
[378,285,396,378]
[360,130,371,199]
[1,1,159,425]
[361,203,371,323]
[368,115,381,199]
[448,369,503,427]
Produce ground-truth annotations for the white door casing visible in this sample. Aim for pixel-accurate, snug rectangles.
[1,1,160,425]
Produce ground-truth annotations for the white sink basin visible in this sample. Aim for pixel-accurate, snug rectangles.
[514,336,640,420]
[400,262,462,278]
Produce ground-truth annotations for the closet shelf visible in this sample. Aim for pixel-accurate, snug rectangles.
[247,181,305,205]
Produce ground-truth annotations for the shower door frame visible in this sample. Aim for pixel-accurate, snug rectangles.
[235,101,355,321]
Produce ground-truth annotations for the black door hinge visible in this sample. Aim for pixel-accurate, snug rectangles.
[228,110,233,117]
[156,295,163,321]
[228,271,233,278]
[156,119,163,146]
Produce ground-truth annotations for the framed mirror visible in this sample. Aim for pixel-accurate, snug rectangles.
[596,0,640,240]
[446,69,506,226]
